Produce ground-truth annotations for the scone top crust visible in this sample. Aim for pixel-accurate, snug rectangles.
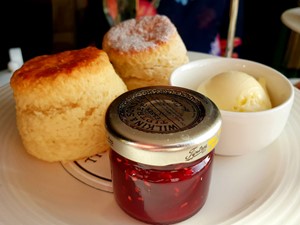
[103,15,177,52]
[10,46,107,92]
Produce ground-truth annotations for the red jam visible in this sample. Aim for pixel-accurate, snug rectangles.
[110,149,214,224]
[105,86,221,224]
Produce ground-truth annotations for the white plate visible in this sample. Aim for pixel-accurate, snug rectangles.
[1,61,300,225]
[290,78,300,85]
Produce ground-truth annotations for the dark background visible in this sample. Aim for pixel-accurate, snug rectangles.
[0,0,298,76]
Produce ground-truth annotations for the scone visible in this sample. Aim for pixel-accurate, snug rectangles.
[102,15,189,90]
[10,46,127,162]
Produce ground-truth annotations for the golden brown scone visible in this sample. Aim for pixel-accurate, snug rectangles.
[102,15,189,90]
[10,46,127,162]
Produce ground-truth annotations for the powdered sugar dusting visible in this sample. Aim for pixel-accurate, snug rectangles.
[106,15,176,52]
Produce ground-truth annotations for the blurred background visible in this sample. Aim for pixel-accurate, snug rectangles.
[0,0,299,77]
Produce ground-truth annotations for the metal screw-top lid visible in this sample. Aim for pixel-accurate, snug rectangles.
[105,86,222,166]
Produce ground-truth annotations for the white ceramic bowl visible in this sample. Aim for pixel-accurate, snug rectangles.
[170,57,295,156]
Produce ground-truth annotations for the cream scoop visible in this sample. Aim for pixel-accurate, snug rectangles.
[197,71,272,112]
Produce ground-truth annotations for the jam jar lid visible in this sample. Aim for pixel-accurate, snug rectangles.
[105,86,222,166]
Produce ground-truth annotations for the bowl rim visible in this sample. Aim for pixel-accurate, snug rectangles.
[170,57,295,115]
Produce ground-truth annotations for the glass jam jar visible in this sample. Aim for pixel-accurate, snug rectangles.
[105,86,221,224]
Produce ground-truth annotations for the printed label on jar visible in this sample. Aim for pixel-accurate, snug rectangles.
[185,129,220,161]
[118,88,206,134]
